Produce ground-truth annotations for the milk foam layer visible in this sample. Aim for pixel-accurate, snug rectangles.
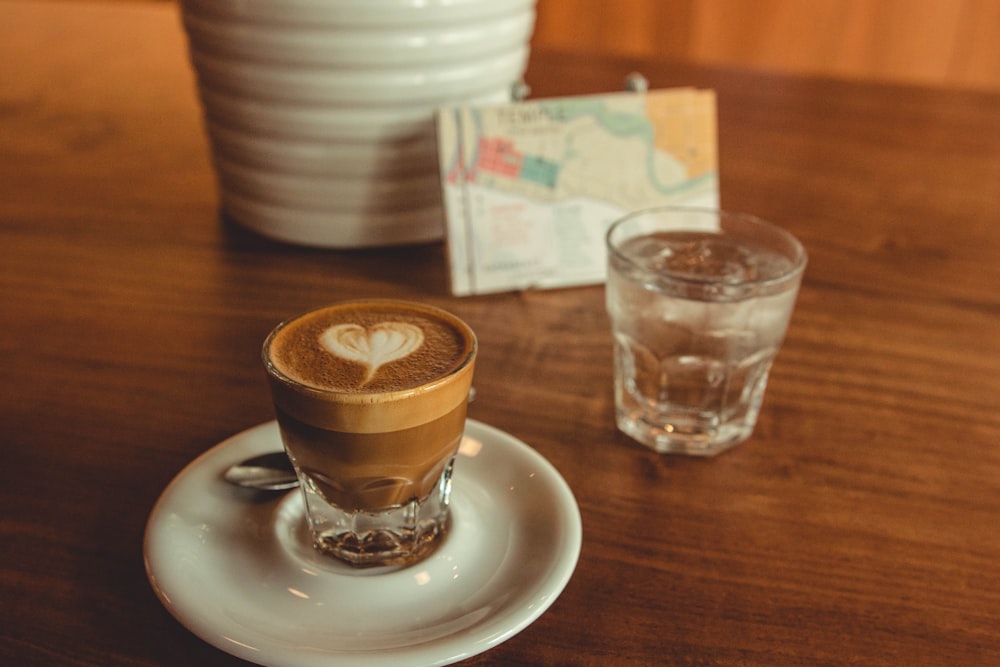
[320,321,425,386]
[267,301,472,394]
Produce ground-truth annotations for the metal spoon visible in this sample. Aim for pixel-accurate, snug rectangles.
[223,451,298,491]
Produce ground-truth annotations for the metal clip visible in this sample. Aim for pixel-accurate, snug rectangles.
[511,80,532,102]
[624,72,649,93]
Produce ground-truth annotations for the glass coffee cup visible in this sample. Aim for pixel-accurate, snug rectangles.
[262,299,477,567]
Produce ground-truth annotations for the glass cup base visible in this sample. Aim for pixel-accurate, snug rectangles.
[310,506,449,568]
[302,460,454,568]
[616,409,752,456]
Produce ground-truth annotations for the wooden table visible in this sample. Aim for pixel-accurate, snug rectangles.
[3,2,999,665]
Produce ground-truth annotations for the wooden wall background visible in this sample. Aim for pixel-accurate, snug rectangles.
[532,0,1000,91]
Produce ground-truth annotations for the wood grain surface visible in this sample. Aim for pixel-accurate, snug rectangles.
[533,0,1000,91]
[2,1,999,665]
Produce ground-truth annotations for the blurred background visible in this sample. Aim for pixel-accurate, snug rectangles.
[531,0,1000,91]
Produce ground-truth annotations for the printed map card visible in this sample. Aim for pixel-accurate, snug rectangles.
[436,87,719,296]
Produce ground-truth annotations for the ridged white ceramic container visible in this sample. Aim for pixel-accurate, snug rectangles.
[179,0,535,247]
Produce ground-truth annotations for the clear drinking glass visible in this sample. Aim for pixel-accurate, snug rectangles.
[605,207,806,455]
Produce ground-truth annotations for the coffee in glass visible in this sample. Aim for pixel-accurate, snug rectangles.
[262,300,477,567]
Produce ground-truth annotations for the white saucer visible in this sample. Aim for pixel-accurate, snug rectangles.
[144,420,582,667]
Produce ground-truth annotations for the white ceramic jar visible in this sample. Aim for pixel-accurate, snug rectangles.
[179,0,536,247]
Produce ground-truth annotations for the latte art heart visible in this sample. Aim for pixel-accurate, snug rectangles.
[319,322,425,385]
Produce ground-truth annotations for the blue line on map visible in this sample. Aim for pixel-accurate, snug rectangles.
[540,98,703,197]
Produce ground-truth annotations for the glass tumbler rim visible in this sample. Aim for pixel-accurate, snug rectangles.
[605,206,807,290]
